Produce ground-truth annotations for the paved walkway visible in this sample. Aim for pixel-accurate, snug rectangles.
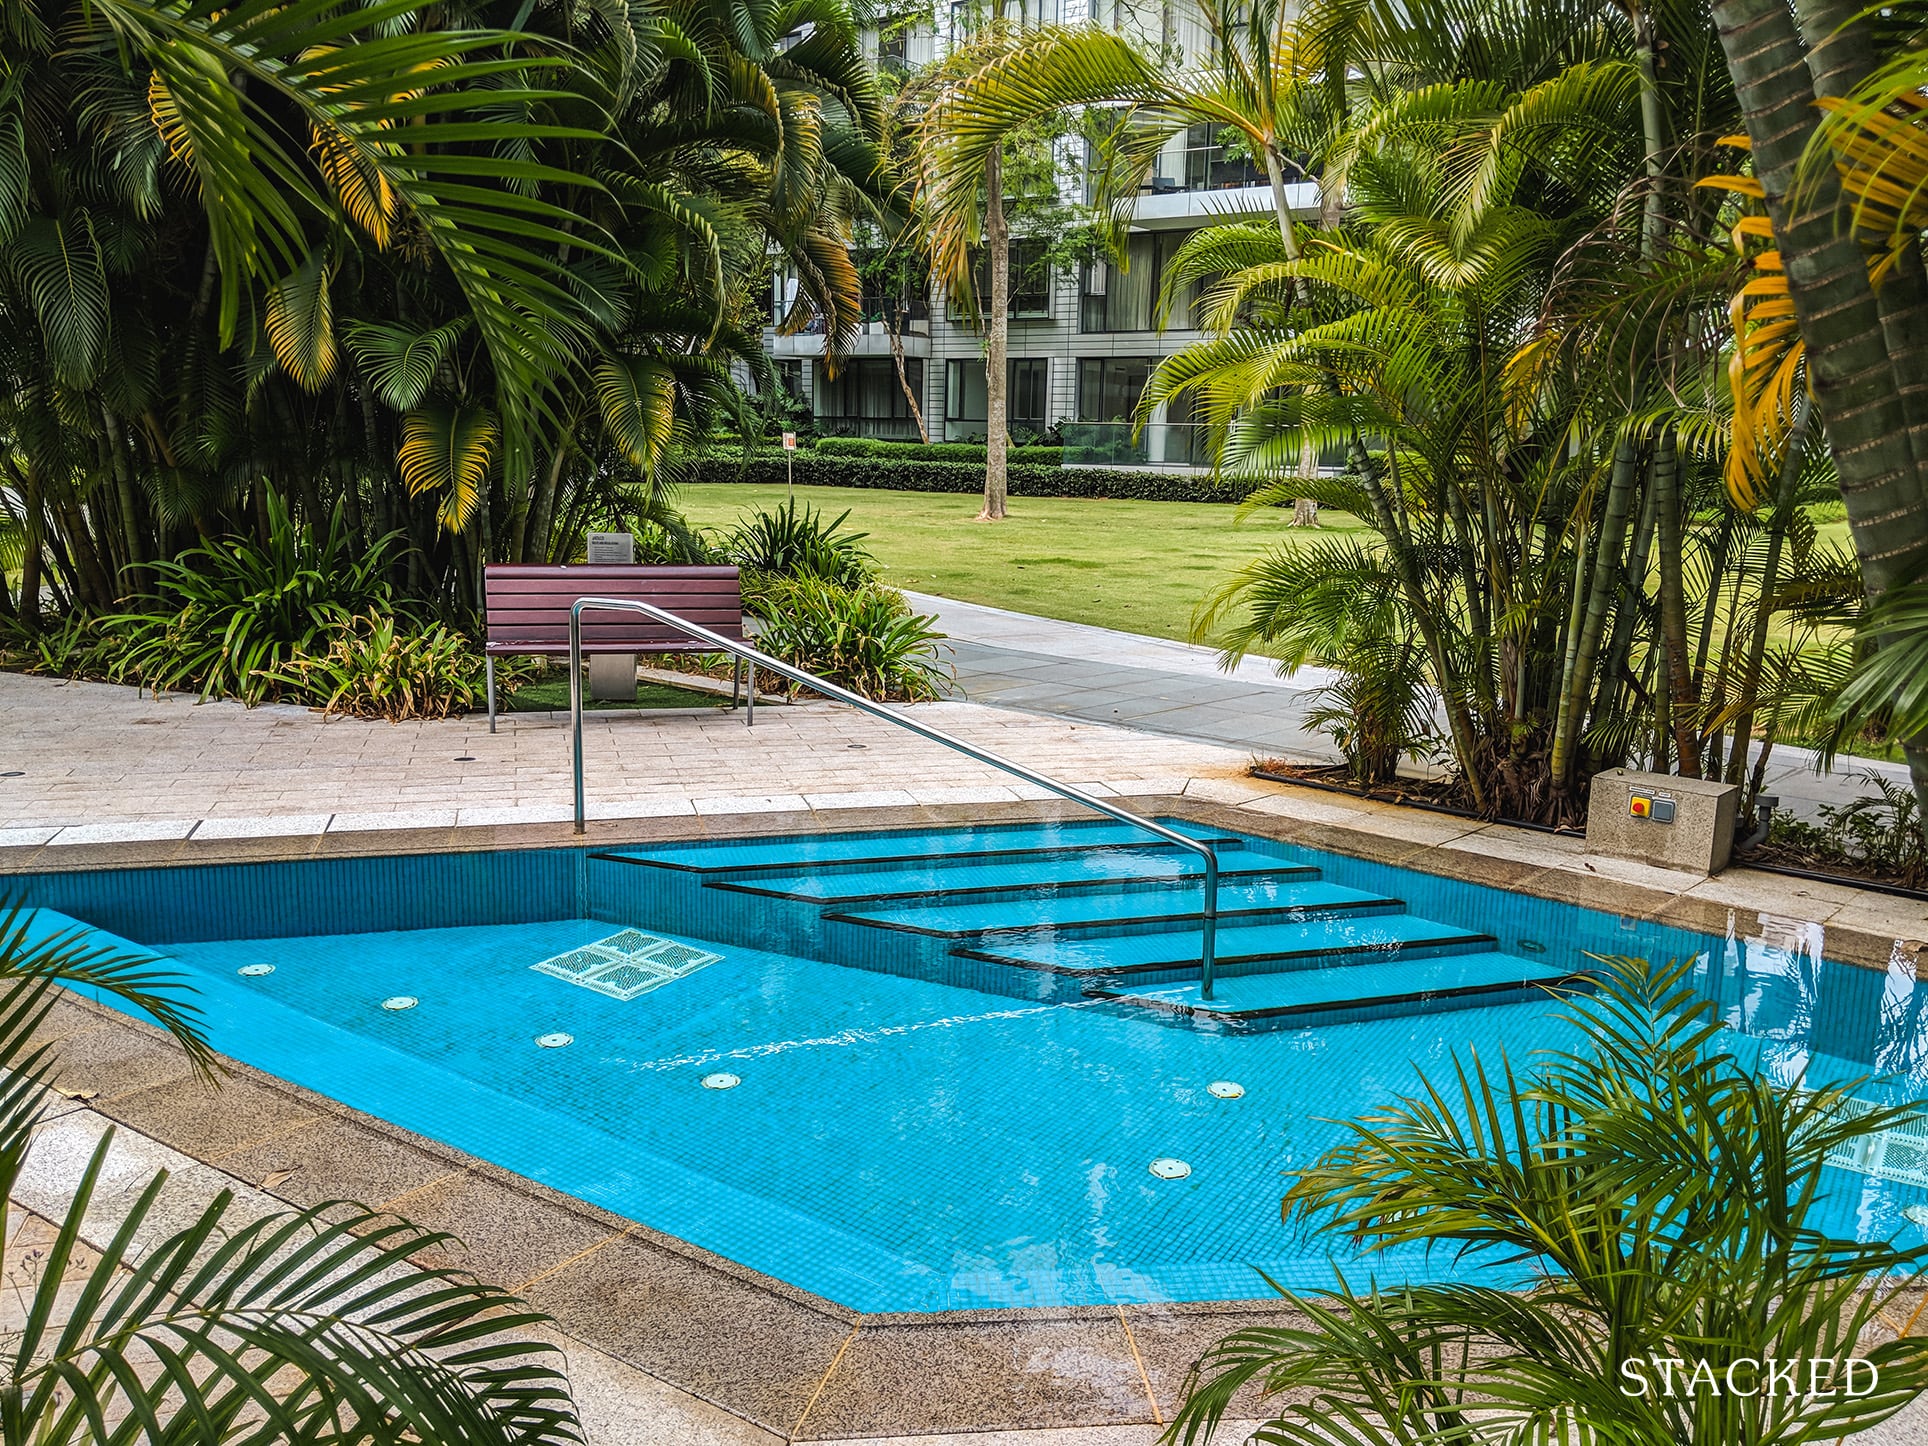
[0,672,1253,842]
[909,593,1913,819]
[906,592,1340,765]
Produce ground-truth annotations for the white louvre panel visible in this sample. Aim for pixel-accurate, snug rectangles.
[531,931,722,1002]
[1824,1095,1928,1190]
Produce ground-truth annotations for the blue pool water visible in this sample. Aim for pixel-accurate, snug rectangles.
[14,817,1927,1311]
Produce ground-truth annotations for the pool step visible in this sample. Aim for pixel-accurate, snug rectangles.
[722,850,1295,907]
[827,877,1398,937]
[590,817,1236,876]
[955,914,1496,980]
[1084,951,1588,1031]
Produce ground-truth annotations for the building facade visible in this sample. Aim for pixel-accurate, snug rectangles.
[764,0,1320,469]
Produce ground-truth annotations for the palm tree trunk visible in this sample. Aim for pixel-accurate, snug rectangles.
[1651,429,1700,775]
[1553,433,1641,792]
[1356,459,1490,811]
[980,149,1009,521]
[1711,0,1927,591]
[1726,396,1812,785]
[17,455,43,631]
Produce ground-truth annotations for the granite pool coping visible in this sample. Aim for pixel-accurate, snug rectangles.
[7,795,1926,1437]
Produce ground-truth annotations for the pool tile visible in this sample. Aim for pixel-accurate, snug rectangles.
[522,1231,854,1431]
[795,1316,1155,1438]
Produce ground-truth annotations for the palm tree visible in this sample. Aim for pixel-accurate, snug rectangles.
[1171,958,1928,1445]
[1707,0,1928,809]
[0,904,580,1441]
[0,0,882,619]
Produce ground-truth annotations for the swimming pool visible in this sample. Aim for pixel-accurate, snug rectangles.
[15,816,1925,1311]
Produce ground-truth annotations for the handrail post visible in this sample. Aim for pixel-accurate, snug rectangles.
[567,596,1218,996]
[570,608,586,835]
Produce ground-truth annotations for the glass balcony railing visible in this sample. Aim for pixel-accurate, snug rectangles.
[1061,421,1209,468]
[813,415,925,442]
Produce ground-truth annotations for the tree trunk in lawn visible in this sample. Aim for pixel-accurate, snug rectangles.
[888,310,930,444]
[1712,0,1928,807]
[980,148,1009,522]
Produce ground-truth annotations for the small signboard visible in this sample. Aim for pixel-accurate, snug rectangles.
[781,431,798,451]
[584,532,636,700]
[586,531,634,565]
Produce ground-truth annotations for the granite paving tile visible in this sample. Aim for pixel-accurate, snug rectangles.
[522,1230,854,1432]
[795,1316,1155,1439]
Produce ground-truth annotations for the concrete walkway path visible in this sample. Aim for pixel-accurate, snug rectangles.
[908,592,1913,820]
[906,592,1341,766]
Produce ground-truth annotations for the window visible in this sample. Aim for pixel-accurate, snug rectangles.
[1010,358,1048,429]
[1080,232,1197,332]
[877,28,907,72]
[946,242,1052,321]
[776,360,805,401]
[1010,240,1050,318]
[1077,357,1155,423]
[946,357,1050,432]
[819,358,924,438]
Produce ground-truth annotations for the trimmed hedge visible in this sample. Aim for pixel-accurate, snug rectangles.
[810,436,1064,465]
[682,453,1249,502]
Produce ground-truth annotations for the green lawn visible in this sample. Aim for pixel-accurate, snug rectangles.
[675,483,1365,646]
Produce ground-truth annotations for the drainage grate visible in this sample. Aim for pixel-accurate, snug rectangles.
[531,931,722,1001]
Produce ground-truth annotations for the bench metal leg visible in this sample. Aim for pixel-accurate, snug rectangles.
[486,656,496,733]
[731,656,742,710]
[747,665,755,728]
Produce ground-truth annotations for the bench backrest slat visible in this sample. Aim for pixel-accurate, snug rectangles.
[482,564,746,655]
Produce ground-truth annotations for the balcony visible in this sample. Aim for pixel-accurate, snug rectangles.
[813,414,926,442]
[768,310,930,358]
[1061,421,1209,469]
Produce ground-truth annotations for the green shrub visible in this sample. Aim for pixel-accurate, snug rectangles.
[1766,772,1927,888]
[726,498,877,586]
[750,576,950,701]
[280,613,487,721]
[0,613,133,681]
[105,496,402,704]
[685,455,1247,502]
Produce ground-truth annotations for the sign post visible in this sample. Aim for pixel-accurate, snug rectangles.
[782,431,797,499]
[585,531,637,702]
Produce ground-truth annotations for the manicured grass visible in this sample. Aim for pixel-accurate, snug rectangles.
[675,483,1365,646]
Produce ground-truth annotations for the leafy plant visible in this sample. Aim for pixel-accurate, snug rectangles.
[1303,639,1439,787]
[1171,958,1928,1446]
[105,497,403,705]
[281,613,487,722]
[1764,775,1928,890]
[752,577,951,700]
[0,902,582,1442]
[728,499,878,587]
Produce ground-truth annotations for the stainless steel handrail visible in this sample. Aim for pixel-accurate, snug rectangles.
[567,596,1221,999]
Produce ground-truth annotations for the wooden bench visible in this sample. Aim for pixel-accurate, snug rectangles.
[481,564,752,732]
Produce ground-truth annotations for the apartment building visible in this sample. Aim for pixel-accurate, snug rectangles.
[765,0,1320,469]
